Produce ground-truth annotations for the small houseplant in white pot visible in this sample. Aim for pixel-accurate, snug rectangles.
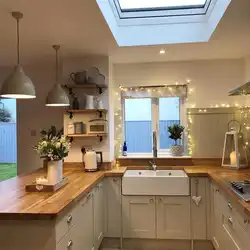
[34,126,71,184]
[168,124,185,156]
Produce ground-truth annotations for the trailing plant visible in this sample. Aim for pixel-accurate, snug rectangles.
[34,126,71,161]
[168,124,185,145]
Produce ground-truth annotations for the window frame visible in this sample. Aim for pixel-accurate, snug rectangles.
[122,96,186,156]
[112,0,212,19]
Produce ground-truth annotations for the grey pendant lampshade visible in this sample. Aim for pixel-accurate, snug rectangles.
[0,12,36,99]
[45,45,69,107]
[46,84,70,107]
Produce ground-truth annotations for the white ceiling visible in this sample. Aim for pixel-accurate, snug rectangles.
[0,0,249,66]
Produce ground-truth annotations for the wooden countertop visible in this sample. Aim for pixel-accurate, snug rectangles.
[0,166,126,220]
[1,165,250,219]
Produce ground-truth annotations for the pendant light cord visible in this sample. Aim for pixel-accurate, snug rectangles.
[53,45,60,84]
[16,17,20,64]
[12,12,23,65]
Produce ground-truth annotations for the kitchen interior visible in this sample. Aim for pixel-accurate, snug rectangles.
[1,0,250,250]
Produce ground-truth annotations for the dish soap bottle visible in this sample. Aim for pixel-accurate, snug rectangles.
[122,141,127,156]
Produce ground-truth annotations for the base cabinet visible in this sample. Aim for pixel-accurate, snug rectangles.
[94,182,104,249]
[105,177,122,237]
[156,196,190,239]
[210,181,250,250]
[122,195,190,240]
[122,196,156,238]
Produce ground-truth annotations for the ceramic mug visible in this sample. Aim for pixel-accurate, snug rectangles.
[70,71,87,84]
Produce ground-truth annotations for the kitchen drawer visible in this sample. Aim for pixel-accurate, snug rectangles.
[221,223,241,250]
[235,207,250,232]
[55,201,79,243]
[56,231,70,250]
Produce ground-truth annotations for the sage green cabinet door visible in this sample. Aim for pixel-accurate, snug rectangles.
[78,193,94,250]
[94,182,104,249]
[122,196,156,239]
[156,196,191,239]
[210,183,224,250]
[105,177,122,237]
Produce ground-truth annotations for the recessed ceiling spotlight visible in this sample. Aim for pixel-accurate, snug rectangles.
[159,49,165,54]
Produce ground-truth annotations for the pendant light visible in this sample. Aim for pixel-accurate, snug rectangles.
[46,45,70,107]
[0,12,36,99]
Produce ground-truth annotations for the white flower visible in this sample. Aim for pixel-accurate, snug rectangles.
[56,142,61,148]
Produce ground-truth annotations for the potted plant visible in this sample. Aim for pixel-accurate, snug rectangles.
[34,126,71,184]
[168,124,185,156]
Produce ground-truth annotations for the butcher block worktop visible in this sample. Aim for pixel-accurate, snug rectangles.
[1,165,250,219]
[0,166,126,220]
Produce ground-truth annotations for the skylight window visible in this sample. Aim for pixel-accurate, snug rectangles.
[118,0,207,11]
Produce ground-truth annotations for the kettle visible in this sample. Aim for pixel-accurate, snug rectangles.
[81,148,103,172]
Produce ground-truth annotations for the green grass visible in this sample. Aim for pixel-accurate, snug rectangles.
[0,163,17,182]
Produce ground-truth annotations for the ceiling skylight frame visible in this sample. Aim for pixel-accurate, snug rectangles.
[113,0,212,19]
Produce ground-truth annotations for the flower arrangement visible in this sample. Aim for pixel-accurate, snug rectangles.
[34,126,71,161]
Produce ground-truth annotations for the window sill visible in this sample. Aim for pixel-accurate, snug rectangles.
[117,154,191,159]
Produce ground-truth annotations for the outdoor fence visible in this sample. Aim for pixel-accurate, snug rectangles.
[0,123,17,163]
[125,120,180,153]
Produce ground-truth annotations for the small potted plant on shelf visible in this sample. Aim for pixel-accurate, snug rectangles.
[168,124,185,156]
[34,126,71,184]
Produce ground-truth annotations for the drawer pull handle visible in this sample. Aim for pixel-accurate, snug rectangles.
[228,202,233,210]
[67,240,73,248]
[228,217,233,225]
[67,215,72,223]
[216,189,220,193]
[87,193,92,200]
[149,198,154,203]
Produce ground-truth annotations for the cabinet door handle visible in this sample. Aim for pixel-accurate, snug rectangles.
[113,178,117,182]
[216,189,220,193]
[67,240,73,248]
[228,202,233,210]
[228,217,233,225]
[158,198,162,203]
[149,198,154,204]
[87,193,92,200]
[67,214,72,223]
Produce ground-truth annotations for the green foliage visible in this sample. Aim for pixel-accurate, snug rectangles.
[0,108,12,122]
[168,124,185,144]
[0,163,17,182]
[34,126,71,161]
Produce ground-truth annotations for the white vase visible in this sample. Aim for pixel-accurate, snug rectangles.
[47,160,63,184]
[170,145,184,156]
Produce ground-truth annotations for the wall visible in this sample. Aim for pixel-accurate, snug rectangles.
[62,56,111,162]
[112,59,248,158]
[0,56,111,174]
[113,59,247,108]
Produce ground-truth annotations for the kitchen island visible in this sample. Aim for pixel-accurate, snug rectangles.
[0,165,250,250]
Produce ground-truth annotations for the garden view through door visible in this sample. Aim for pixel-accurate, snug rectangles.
[0,99,17,181]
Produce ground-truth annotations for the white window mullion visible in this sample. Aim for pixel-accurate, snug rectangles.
[152,98,159,152]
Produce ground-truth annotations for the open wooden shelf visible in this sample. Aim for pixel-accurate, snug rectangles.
[65,109,107,118]
[67,133,107,137]
[67,133,108,142]
[64,83,107,94]
[65,109,107,114]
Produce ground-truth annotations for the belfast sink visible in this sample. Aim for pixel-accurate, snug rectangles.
[122,170,190,196]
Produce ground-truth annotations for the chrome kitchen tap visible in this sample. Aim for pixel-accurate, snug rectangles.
[149,131,158,171]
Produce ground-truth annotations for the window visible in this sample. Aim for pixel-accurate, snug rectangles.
[0,99,17,182]
[124,97,182,154]
[125,98,152,153]
[118,0,207,11]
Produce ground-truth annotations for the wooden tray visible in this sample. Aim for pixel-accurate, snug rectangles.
[25,177,68,192]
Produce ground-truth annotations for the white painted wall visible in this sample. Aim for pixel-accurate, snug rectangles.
[0,57,248,174]
[113,59,247,108]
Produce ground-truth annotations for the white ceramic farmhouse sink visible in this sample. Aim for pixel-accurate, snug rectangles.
[122,170,190,196]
